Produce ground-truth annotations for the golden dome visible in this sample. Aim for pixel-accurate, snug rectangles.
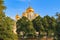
[15,14,20,20]
[22,12,27,17]
[26,7,34,13]
[34,14,38,17]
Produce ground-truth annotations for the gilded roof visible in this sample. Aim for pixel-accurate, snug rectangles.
[26,6,34,12]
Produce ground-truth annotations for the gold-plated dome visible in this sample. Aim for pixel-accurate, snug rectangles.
[34,14,38,17]
[15,14,20,20]
[26,7,34,13]
[22,12,27,17]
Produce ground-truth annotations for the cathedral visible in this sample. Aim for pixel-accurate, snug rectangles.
[15,6,39,21]
[13,6,39,34]
[13,4,53,40]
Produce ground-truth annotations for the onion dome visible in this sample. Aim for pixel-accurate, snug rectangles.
[34,14,39,17]
[22,12,27,17]
[15,14,20,20]
[26,7,34,13]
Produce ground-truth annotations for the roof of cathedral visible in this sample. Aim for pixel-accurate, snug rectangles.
[26,6,34,12]
[34,14,39,17]
[16,14,20,17]
[27,6,33,9]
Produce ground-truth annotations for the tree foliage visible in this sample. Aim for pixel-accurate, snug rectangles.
[56,12,60,40]
[0,0,18,40]
[16,16,36,34]
[0,0,60,40]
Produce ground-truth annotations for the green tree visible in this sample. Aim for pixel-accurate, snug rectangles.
[0,16,18,40]
[49,17,57,40]
[42,15,56,39]
[16,16,36,35]
[0,0,18,40]
[41,15,50,39]
[41,15,52,40]
[32,16,44,37]
[56,12,60,40]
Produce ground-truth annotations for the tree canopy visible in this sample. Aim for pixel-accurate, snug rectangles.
[0,0,18,40]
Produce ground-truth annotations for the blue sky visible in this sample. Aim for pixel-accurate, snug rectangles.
[4,0,60,19]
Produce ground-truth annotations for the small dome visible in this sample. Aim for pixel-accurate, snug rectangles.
[26,7,34,13]
[34,14,38,17]
[15,14,20,20]
[22,12,27,17]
